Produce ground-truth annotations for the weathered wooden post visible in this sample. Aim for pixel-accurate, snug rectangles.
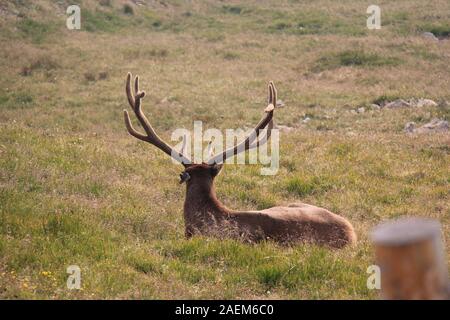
[371,217,449,300]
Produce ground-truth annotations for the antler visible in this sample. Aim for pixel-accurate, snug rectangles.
[207,82,277,165]
[123,73,192,166]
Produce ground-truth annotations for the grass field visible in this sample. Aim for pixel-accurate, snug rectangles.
[0,0,449,299]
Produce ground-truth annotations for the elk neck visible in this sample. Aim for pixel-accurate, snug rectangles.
[183,177,229,219]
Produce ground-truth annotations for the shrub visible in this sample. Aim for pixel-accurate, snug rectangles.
[222,5,243,15]
[98,71,108,80]
[20,56,59,76]
[123,4,134,15]
[84,72,96,82]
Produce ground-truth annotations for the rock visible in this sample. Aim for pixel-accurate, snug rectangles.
[276,99,285,108]
[357,107,365,113]
[384,99,411,109]
[302,117,311,124]
[380,98,437,109]
[416,119,449,133]
[405,119,449,134]
[371,104,381,110]
[412,98,438,108]
[422,32,439,42]
[404,122,416,133]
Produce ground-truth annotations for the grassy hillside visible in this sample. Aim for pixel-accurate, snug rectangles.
[0,0,449,299]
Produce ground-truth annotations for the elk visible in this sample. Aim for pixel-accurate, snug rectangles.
[123,73,357,248]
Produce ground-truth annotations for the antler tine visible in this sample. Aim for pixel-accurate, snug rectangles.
[134,75,139,95]
[126,73,135,109]
[270,81,277,107]
[207,81,277,165]
[123,73,191,166]
[268,82,273,105]
[123,110,148,141]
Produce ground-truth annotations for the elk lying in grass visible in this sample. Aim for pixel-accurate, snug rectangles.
[123,73,357,248]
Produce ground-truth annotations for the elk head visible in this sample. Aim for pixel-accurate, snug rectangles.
[123,72,276,187]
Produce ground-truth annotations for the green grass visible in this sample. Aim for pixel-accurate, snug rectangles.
[0,0,449,300]
[0,92,34,110]
[420,24,450,38]
[17,18,55,44]
[286,176,334,197]
[83,9,127,33]
[313,50,400,72]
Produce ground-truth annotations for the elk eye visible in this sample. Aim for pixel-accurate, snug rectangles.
[179,172,191,184]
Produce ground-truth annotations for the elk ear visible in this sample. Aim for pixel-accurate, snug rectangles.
[210,164,223,177]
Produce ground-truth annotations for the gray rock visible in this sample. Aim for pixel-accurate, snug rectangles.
[404,122,416,133]
[422,32,439,42]
[302,117,311,124]
[371,104,381,110]
[357,107,365,113]
[405,119,449,134]
[412,98,438,108]
[384,99,411,109]
[416,119,449,133]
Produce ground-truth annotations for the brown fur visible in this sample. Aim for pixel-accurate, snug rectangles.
[182,164,357,248]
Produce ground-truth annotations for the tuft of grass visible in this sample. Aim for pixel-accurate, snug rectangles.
[17,18,55,44]
[148,48,169,58]
[267,11,365,36]
[84,72,97,82]
[272,21,292,31]
[222,5,244,15]
[420,24,450,38]
[313,50,400,72]
[286,176,334,197]
[127,255,162,275]
[20,56,59,76]
[329,143,354,158]
[222,51,240,60]
[371,94,402,106]
[255,264,287,287]
[83,10,126,33]
[237,190,277,210]
[0,92,34,109]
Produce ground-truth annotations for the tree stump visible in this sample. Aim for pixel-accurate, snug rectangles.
[371,217,449,300]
